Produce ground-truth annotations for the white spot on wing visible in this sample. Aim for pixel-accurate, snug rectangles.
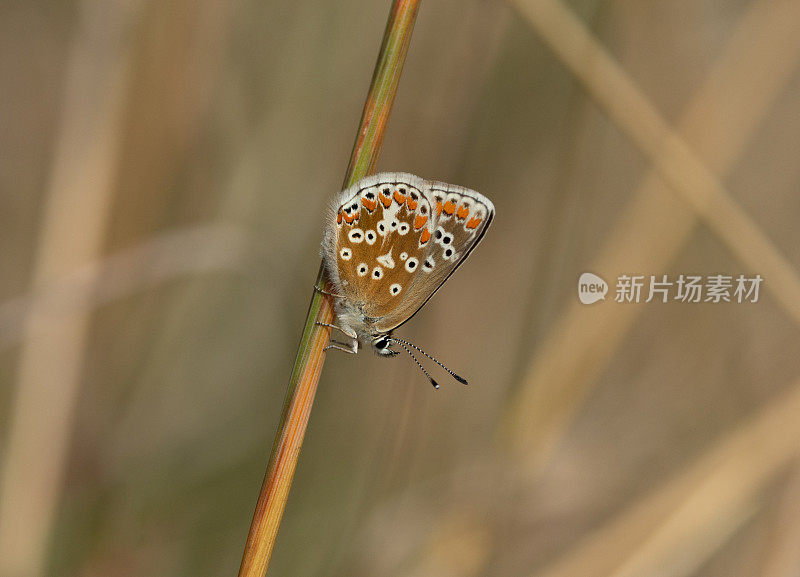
[377,250,395,269]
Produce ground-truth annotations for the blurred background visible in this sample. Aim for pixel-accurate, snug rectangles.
[2,0,800,576]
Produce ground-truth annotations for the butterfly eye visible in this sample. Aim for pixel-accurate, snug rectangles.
[398,223,410,235]
[348,228,364,243]
[444,248,454,259]
[377,222,387,236]
[400,252,408,260]
[389,220,398,231]
[435,228,443,240]
[372,266,384,279]
[405,257,418,272]
[357,263,369,276]
[365,230,376,244]
[389,283,402,296]
[442,233,453,245]
[340,248,352,261]
[423,257,435,271]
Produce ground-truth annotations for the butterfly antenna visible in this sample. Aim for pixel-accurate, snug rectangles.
[391,339,440,389]
[389,336,468,385]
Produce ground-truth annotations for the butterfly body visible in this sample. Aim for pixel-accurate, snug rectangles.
[321,172,494,359]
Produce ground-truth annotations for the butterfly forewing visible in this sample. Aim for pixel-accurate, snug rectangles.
[372,179,494,332]
[332,173,436,319]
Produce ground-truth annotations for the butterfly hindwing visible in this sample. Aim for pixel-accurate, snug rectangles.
[330,173,436,320]
[371,179,494,332]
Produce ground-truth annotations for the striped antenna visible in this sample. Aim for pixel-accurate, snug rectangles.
[389,336,468,386]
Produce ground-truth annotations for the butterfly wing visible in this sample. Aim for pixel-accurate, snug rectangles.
[371,179,494,332]
[323,172,437,320]
[322,173,494,334]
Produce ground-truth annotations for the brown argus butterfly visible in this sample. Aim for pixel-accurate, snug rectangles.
[319,172,494,388]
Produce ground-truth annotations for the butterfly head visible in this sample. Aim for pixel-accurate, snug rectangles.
[371,333,398,356]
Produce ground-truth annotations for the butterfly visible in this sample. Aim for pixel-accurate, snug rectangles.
[319,172,494,388]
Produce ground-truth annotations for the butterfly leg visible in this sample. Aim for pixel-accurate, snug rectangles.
[316,322,357,339]
[324,338,358,354]
[314,284,346,299]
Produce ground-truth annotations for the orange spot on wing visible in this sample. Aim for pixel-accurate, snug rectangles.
[337,211,342,224]
[414,214,427,230]
[379,192,392,208]
[406,198,418,210]
[436,201,443,216]
[419,228,431,244]
[361,197,377,211]
[456,206,469,220]
[466,217,482,229]
[393,190,406,205]
[443,201,456,215]
[343,211,357,224]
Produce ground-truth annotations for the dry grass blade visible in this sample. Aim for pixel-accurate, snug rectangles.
[236,2,421,576]
[0,2,141,575]
[504,0,800,468]
[760,463,800,577]
[0,224,249,352]
[536,377,800,577]
[512,0,800,320]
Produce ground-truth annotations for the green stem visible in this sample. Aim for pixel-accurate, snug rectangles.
[237,2,421,576]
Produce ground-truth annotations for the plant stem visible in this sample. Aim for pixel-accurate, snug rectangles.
[237,2,421,575]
